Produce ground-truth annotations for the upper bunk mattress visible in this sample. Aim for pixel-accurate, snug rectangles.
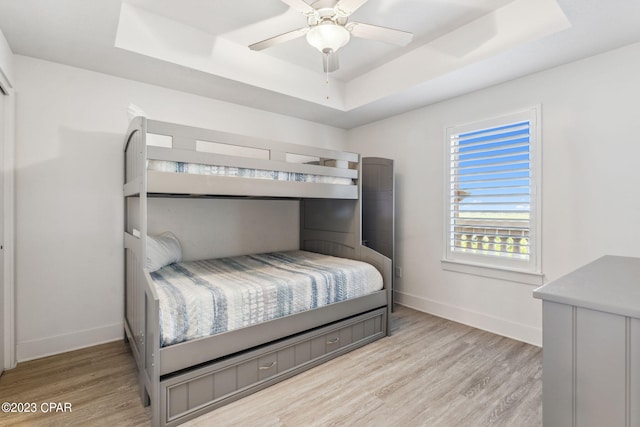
[147,160,353,185]
[150,250,383,347]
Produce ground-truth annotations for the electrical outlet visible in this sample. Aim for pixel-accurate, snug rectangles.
[395,266,403,278]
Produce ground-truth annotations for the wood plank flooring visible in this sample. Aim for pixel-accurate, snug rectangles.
[0,339,150,426]
[0,307,541,426]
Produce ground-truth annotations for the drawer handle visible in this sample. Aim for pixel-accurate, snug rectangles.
[327,337,340,345]
[259,361,277,370]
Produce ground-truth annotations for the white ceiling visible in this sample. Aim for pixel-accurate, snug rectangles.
[0,0,639,129]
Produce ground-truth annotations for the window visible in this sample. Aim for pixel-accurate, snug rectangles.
[443,107,541,281]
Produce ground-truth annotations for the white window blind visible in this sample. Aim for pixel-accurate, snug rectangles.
[445,108,540,273]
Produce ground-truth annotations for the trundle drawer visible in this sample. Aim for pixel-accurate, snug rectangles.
[161,308,386,426]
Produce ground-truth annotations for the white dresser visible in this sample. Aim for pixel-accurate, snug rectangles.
[533,256,640,427]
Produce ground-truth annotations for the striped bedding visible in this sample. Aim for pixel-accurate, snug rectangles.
[150,250,383,347]
[147,160,353,185]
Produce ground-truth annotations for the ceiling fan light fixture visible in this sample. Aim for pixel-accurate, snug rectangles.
[306,22,350,53]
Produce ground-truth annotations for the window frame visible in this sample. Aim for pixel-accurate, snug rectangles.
[442,106,542,285]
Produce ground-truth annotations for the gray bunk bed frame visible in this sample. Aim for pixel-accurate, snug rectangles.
[123,117,392,427]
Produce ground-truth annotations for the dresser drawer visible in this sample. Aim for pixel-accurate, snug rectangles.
[161,307,386,426]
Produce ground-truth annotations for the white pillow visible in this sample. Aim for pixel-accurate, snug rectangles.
[146,232,182,272]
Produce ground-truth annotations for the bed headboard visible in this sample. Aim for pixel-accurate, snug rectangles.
[300,198,359,257]
[300,198,392,296]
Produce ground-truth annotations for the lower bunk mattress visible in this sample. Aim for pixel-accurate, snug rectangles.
[149,250,383,347]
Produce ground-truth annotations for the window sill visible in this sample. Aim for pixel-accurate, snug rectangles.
[441,259,544,286]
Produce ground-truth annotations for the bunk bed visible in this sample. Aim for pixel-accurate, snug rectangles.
[123,117,392,427]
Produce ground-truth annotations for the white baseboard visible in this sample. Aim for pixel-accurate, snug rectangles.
[394,290,542,347]
[16,322,123,363]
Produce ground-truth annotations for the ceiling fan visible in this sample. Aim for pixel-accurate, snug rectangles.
[249,0,414,73]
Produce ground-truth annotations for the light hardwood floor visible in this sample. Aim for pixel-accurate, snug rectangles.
[0,339,150,426]
[0,307,541,426]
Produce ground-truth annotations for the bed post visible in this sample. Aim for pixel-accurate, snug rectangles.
[124,117,157,411]
[144,280,161,427]
[299,155,393,336]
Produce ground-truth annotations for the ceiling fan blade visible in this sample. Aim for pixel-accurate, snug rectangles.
[348,22,413,46]
[280,0,317,15]
[249,27,309,51]
[322,50,339,73]
[334,0,369,16]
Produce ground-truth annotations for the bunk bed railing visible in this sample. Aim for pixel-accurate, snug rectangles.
[145,119,357,177]
[145,119,357,164]
[146,146,358,181]
[138,118,359,199]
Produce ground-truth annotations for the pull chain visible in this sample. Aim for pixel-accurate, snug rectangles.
[325,53,330,100]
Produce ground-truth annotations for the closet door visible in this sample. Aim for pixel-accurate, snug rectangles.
[362,158,394,305]
[0,90,5,375]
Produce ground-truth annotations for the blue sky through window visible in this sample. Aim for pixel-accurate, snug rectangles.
[454,121,531,213]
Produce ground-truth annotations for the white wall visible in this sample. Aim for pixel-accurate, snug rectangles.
[347,42,640,346]
[146,198,300,261]
[13,55,347,361]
